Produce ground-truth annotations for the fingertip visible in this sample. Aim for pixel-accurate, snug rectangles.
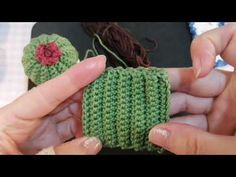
[96,55,107,66]
[67,55,107,89]
[148,124,170,149]
[197,66,214,78]
[82,137,102,154]
[191,36,216,78]
[79,55,106,71]
[54,137,102,155]
[95,55,107,74]
[85,55,106,76]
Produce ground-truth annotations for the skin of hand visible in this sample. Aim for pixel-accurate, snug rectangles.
[0,55,106,155]
[2,24,236,155]
[149,23,236,154]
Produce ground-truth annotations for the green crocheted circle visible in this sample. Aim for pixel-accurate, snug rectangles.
[82,67,171,152]
[22,34,79,85]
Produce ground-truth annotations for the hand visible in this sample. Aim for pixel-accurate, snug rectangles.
[149,23,236,154]
[0,55,106,155]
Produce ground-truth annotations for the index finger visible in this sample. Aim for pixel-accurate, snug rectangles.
[7,55,106,119]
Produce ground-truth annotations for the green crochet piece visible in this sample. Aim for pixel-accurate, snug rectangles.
[82,67,171,152]
[22,34,79,85]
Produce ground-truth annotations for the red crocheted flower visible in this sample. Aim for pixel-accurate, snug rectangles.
[35,42,62,66]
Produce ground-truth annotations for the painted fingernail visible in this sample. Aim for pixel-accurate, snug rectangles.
[82,137,101,151]
[149,127,170,147]
[193,58,202,78]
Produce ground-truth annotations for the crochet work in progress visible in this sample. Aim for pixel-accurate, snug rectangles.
[22,33,171,153]
[22,34,79,85]
[83,67,171,152]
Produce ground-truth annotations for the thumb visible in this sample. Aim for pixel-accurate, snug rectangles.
[149,123,236,154]
[37,137,102,155]
[191,24,236,78]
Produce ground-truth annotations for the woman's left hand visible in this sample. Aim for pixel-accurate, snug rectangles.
[0,55,106,155]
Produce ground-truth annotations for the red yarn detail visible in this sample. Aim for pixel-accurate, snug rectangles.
[35,42,62,66]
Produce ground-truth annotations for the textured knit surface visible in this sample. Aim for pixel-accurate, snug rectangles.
[22,34,79,85]
[83,67,171,152]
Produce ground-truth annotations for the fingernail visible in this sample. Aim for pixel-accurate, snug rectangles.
[193,58,202,78]
[195,67,201,79]
[149,127,170,147]
[94,55,106,63]
[97,54,106,60]
[97,55,107,66]
[83,55,106,70]
[82,137,101,150]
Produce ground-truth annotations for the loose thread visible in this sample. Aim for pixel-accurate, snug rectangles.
[92,37,99,56]
[93,33,128,68]
[84,49,96,59]
[83,33,128,68]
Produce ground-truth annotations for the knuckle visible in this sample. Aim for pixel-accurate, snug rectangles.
[185,133,203,154]
[34,86,61,110]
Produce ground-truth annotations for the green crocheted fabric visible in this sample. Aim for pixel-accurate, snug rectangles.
[22,34,79,85]
[82,67,171,152]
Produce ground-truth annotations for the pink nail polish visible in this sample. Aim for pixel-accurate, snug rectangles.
[149,127,170,147]
[154,128,170,139]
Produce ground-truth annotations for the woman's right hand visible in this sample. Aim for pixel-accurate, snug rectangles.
[149,23,236,154]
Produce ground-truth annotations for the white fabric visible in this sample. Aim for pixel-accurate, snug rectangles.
[0,22,35,108]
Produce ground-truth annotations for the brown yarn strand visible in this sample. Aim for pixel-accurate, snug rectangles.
[81,22,157,67]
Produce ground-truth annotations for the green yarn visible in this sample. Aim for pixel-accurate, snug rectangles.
[22,34,79,85]
[22,33,171,153]
[82,67,171,152]
[92,34,128,68]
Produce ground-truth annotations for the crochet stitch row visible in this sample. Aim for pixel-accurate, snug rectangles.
[82,67,171,152]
